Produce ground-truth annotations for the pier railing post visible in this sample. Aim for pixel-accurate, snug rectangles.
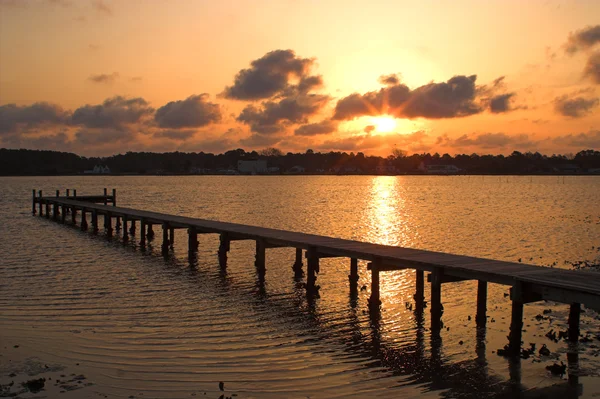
[73,189,76,199]
[112,188,117,207]
[103,188,108,205]
[218,233,230,268]
[32,189,37,215]
[568,303,581,342]
[430,268,443,332]
[306,246,319,292]
[349,258,359,292]
[292,248,303,277]
[255,238,266,278]
[476,280,488,327]
[369,258,382,308]
[509,282,524,356]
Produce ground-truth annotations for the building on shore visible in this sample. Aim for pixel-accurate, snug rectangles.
[237,160,267,174]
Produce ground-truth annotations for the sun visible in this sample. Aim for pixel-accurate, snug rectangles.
[372,115,397,133]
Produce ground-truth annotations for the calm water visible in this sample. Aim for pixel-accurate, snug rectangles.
[1,176,599,398]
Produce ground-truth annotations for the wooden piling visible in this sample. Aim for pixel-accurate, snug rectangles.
[140,219,146,245]
[147,224,155,240]
[255,238,266,276]
[73,189,76,198]
[115,215,121,230]
[169,227,175,247]
[53,190,59,220]
[369,258,381,307]
[476,280,487,327]
[71,205,77,224]
[122,215,128,241]
[415,269,424,305]
[162,223,170,254]
[349,258,359,291]
[430,269,443,331]
[509,282,524,355]
[38,190,43,216]
[306,246,319,291]
[188,227,198,252]
[45,201,50,219]
[105,212,113,237]
[568,303,581,342]
[80,209,88,231]
[61,205,67,224]
[103,188,108,205]
[292,248,303,276]
[112,188,117,207]
[218,233,230,267]
[129,220,136,235]
[91,210,98,232]
[32,189,36,215]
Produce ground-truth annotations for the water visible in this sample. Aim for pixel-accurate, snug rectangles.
[1,176,599,398]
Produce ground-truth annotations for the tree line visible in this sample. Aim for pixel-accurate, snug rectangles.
[0,147,599,175]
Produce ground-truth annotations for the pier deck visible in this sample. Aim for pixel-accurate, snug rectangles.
[32,189,600,357]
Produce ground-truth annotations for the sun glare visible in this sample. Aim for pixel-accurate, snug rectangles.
[372,116,397,133]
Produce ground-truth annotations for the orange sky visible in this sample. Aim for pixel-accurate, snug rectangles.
[0,0,599,156]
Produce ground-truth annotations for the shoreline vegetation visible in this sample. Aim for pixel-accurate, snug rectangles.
[1,148,599,176]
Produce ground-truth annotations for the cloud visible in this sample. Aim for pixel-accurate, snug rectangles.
[297,75,323,93]
[554,94,599,117]
[584,51,600,84]
[0,132,72,152]
[71,96,153,129]
[92,0,111,15]
[237,93,329,134]
[0,102,70,134]
[222,49,315,100]
[88,72,119,84]
[153,129,196,141]
[552,130,600,148]
[74,127,135,146]
[364,125,375,133]
[378,74,400,85]
[294,119,337,136]
[489,93,516,113]
[154,94,221,129]
[333,75,484,120]
[316,131,428,152]
[565,25,600,54]
[452,132,535,149]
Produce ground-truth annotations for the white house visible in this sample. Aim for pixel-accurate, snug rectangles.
[237,160,268,174]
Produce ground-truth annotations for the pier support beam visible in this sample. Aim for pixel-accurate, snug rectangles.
[71,206,76,225]
[349,258,359,292]
[218,233,230,268]
[255,238,266,278]
[415,270,425,307]
[188,227,198,253]
[306,246,319,292]
[169,227,175,247]
[122,215,128,241]
[509,282,524,356]
[61,205,67,224]
[147,224,155,240]
[568,303,581,343]
[369,258,382,308]
[292,248,303,277]
[129,220,136,235]
[32,190,36,215]
[140,219,146,246]
[115,216,121,231]
[45,201,50,219]
[430,269,443,332]
[476,280,487,327]
[162,223,169,254]
[38,191,43,216]
[105,213,113,237]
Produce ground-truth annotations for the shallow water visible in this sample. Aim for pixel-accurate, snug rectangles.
[1,175,599,398]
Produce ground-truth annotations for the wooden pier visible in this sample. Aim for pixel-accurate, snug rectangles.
[32,189,600,357]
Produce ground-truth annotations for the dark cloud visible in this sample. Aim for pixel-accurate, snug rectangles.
[294,120,337,136]
[489,93,516,113]
[88,72,119,84]
[153,129,196,141]
[0,132,72,152]
[239,133,282,148]
[71,96,153,129]
[222,50,314,100]
[297,75,323,92]
[334,75,483,120]
[565,25,600,54]
[316,131,429,152]
[452,132,535,149]
[584,51,600,84]
[0,102,70,134]
[238,94,329,134]
[378,74,400,85]
[155,94,221,129]
[554,94,599,117]
[92,0,111,15]
[553,130,600,148]
[74,128,135,146]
